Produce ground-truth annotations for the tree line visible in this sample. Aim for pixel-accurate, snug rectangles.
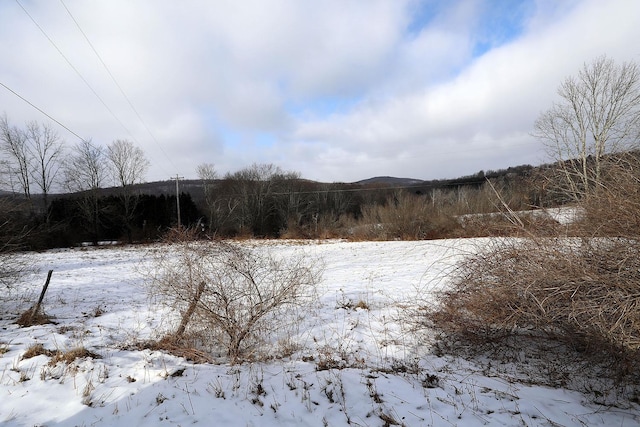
[2,55,638,248]
[0,115,154,247]
[0,114,548,247]
[0,112,543,247]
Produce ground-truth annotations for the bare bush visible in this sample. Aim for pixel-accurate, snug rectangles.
[356,191,459,240]
[0,250,31,292]
[432,58,640,381]
[145,229,322,362]
[574,153,640,238]
[0,197,34,303]
[432,236,640,371]
[456,209,561,238]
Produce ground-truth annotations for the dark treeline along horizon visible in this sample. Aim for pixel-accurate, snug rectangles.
[0,107,573,249]
[0,138,559,249]
[3,140,635,249]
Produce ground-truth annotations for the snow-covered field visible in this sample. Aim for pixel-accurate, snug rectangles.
[0,239,638,426]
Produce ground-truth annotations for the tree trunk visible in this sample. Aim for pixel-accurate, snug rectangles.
[174,281,206,338]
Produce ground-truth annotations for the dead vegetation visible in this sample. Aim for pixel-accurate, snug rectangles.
[48,347,101,366]
[21,343,54,360]
[16,309,53,327]
[433,238,640,351]
[21,343,100,365]
[134,335,213,364]
[144,228,322,363]
[431,156,640,382]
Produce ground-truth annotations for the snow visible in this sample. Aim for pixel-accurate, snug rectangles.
[0,239,638,426]
[536,207,583,225]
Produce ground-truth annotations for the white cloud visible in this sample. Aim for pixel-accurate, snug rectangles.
[286,0,640,181]
[0,0,639,183]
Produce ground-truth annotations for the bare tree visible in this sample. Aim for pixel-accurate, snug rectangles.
[534,56,640,201]
[107,139,149,242]
[0,116,37,288]
[225,163,300,236]
[0,115,31,200]
[64,140,107,245]
[107,139,149,189]
[196,163,217,182]
[25,121,64,218]
[0,116,65,221]
[196,163,219,232]
[0,195,33,298]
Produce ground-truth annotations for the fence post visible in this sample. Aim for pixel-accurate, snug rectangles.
[31,270,53,317]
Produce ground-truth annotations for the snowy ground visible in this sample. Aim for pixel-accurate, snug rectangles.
[0,239,638,426]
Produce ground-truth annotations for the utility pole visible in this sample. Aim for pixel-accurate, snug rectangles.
[174,174,184,228]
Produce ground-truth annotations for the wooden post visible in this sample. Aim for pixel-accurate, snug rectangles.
[32,270,53,317]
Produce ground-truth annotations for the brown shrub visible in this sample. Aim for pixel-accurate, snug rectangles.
[137,335,212,364]
[432,237,640,370]
[355,192,461,240]
[434,154,640,356]
[16,310,53,327]
[575,154,640,238]
[455,210,561,238]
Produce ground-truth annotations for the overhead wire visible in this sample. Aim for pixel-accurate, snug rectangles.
[14,0,143,145]
[10,0,541,186]
[0,81,86,142]
[1,76,530,192]
[58,0,178,176]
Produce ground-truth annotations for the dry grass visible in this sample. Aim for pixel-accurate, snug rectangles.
[455,210,561,238]
[21,343,100,364]
[16,309,54,327]
[21,343,54,360]
[577,155,640,238]
[434,238,640,343]
[137,335,213,364]
[48,347,101,366]
[353,192,461,241]
[430,156,640,383]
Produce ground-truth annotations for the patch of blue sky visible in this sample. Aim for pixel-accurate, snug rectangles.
[203,105,283,153]
[273,75,364,120]
[251,132,278,149]
[286,95,360,120]
[406,0,448,36]
[471,0,535,57]
[200,113,242,154]
[213,123,277,152]
[406,0,535,58]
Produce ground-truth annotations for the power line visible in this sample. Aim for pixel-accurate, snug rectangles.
[0,81,85,141]
[268,180,488,196]
[58,0,178,173]
[15,0,139,145]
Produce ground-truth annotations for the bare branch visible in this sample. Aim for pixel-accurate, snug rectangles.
[145,230,321,362]
[534,56,640,201]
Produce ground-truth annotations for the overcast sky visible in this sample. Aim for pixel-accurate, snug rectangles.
[1,0,639,183]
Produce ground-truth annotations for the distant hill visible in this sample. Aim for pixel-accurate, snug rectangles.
[354,176,425,186]
[35,163,538,201]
